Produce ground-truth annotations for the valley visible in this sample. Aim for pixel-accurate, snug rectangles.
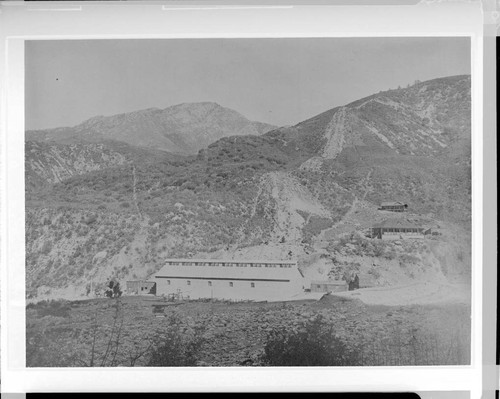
[25,75,472,366]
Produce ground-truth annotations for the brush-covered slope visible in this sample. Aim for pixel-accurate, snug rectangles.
[26,102,276,155]
[273,75,471,224]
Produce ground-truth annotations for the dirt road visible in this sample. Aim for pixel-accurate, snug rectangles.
[331,282,470,306]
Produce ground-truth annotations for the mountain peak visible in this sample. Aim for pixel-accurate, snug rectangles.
[174,101,222,109]
[26,102,277,154]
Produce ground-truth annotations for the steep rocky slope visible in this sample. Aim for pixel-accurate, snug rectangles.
[25,140,185,192]
[292,75,470,158]
[25,141,127,189]
[26,102,276,155]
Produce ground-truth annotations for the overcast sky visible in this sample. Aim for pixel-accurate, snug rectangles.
[25,37,470,130]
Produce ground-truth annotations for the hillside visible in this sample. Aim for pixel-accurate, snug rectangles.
[25,139,186,192]
[25,141,127,190]
[292,75,470,158]
[25,75,471,301]
[26,102,276,155]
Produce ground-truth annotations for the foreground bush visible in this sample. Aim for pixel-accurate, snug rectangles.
[262,315,361,366]
[30,299,71,318]
[146,315,206,367]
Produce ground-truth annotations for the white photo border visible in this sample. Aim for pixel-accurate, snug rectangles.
[0,0,486,395]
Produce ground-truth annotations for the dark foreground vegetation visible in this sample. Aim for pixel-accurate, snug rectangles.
[26,295,470,367]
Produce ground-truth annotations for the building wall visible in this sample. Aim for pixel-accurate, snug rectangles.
[153,259,305,301]
[126,281,140,294]
[311,283,347,293]
[126,281,156,295]
[311,284,327,293]
[155,276,304,301]
[381,232,424,240]
[142,282,156,295]
[373,227,424,240]
[380,206,406,212]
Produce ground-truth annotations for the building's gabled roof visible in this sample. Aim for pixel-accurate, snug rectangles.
[162,258,296,265]
[380,201,407,207]
[372,219,423,229]
[154,259,304,281]
[310,280,346,286]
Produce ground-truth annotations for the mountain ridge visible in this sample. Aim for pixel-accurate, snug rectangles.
[26,102,277,155]
[288,74,470,159]
[25,74,471,300]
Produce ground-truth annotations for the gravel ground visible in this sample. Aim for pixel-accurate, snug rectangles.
[26,293,471,367]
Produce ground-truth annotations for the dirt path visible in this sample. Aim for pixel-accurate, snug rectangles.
[330,168,373,230]
[131,164,143,219]
[331,282,471,306]
[322,107,347,159]
[248,183,264,221]
[231,182,265,250]
[361,169,373,200]
[312,168,374,249]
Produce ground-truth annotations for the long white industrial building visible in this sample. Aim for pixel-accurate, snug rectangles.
[153,258,306,301]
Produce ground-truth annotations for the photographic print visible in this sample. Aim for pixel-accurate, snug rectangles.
[24,38,472,367]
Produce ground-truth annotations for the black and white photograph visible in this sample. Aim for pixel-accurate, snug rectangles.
[24,37,472,368]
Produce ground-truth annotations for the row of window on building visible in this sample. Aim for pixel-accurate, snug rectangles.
[166,280,255,288]
[166,261,293,268]
[383,228,421,233]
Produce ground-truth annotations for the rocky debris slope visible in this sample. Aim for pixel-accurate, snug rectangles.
[322,107,349,159]
[258,171,330,243]
[26,296,471,367]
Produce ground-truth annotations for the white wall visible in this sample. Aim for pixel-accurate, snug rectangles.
[155,277,304,301]
[382,232,424,240]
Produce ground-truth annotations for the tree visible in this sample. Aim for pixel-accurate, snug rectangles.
[262,315,361,366]
[105,280,122,298]
[73,298,125,367]
[113,281,122,297]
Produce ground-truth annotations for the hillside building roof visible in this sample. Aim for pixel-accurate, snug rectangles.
[380,201,407,207]
[160,258,296,265]
[154,258,303,282]
[372,219,423,230]
[310,280,347,286]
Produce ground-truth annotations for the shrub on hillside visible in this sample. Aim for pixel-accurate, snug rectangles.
[26,328,75,367]
[399,254,420,266]
[302,216,334,244]
[41,240,53,255]
[105,280,122,298]
[34,299,71,318]
[146,316,206,367]
[262,315,361,366]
